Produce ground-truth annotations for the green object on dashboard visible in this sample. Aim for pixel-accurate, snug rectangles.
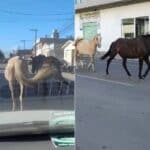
[49,111,75,131]
[51,137,75,147]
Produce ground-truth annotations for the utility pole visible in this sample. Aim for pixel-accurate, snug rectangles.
[20,40,26,50]
[30,29,38,56]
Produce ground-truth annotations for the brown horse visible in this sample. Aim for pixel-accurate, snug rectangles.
[30,55,68,84]
[75,35,101,72]
[4,56,67,111]
[101,35,150,79]
[30,55,62,73]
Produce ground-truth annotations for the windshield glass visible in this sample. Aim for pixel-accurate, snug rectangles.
[0,0,75,143]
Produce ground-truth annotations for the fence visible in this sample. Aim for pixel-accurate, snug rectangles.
[0,80,74,98]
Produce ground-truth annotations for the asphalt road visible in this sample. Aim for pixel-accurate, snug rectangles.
[76,59,150,150]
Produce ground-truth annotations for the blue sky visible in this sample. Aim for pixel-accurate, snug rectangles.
[0,0,74,56]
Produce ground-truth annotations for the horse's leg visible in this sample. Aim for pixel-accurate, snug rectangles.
[79,59,84,69]
[19,82,24,111]
[56,73,68,85]
[122,58,131,77]
[43,81,48,96]
[88,55,95,72]
[55,72,68,94]
[9,81,16,111]
[76,55,81,69]
[143,57,150,78]
[138,58,144,79]
[106,53,116,75]
[92,55,95,72]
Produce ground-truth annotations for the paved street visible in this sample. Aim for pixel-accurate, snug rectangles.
[76,59,150,150]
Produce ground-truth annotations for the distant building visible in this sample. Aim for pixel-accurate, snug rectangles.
[35,29,73,59]
[75,0,150,52]
[62,40,75,66]
[11,49,33,60]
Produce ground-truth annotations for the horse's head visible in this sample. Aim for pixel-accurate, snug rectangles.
[30,55,46,73]
[30,56,37,73]
[94,35,101,48]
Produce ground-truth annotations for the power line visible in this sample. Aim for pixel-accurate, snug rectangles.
[59,22,74,35]
[30,29,38,55]
[20,40,26,50]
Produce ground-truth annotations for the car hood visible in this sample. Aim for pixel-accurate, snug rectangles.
[0,110,74,137]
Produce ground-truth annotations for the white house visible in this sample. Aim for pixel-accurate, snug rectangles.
[35,30,73,59]
[62,40,75,66]
[75,0,150,52]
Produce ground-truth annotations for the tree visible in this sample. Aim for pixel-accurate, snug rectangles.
[0,49,5,59]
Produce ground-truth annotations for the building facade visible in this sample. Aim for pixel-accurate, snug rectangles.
[62,40,75,66]
[75,0,150,52]
[11,49,33,60]
[35,30,73,59]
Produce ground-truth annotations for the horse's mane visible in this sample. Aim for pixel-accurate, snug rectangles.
[74,38,83,46]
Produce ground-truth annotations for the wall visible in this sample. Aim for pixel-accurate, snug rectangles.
[100,1,150,51]
[75,2,150,52]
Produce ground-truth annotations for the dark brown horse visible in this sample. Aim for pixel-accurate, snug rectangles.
[101,35,150,79]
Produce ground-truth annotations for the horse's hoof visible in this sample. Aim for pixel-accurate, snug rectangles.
[139,77,144,80]
[128,76,132,80]
[105,73,110,77]
[142,75,146,79]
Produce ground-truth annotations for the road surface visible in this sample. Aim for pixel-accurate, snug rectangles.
[76,59,150,150]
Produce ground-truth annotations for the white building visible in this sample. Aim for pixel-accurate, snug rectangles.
[62,40,75,66]
[35,30,73,59]
[75,0,150,52]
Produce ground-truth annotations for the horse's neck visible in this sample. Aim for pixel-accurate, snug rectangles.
[91,39,98,49]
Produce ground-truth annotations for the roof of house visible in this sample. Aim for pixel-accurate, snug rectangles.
[36,37,73,45]
[62,40,74,49]
[16,49,32,55]
[75,0,150,13]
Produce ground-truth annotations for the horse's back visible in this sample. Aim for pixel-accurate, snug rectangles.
[115,37,148,58]
[4,56,28,81]
[4,56,20,81]
[75,39,96,55]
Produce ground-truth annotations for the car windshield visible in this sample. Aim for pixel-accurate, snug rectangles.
[0,1,75,150]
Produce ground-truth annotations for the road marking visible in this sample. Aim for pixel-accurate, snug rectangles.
[97,60,137,67]
[77,74,134,87]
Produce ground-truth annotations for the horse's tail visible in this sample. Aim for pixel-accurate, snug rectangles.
[101,50,111,60]
[74,38,83,46]
[101,42,116,60]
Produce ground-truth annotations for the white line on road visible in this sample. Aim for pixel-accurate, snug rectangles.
[97,60,137,67]
[77,74,134,87]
